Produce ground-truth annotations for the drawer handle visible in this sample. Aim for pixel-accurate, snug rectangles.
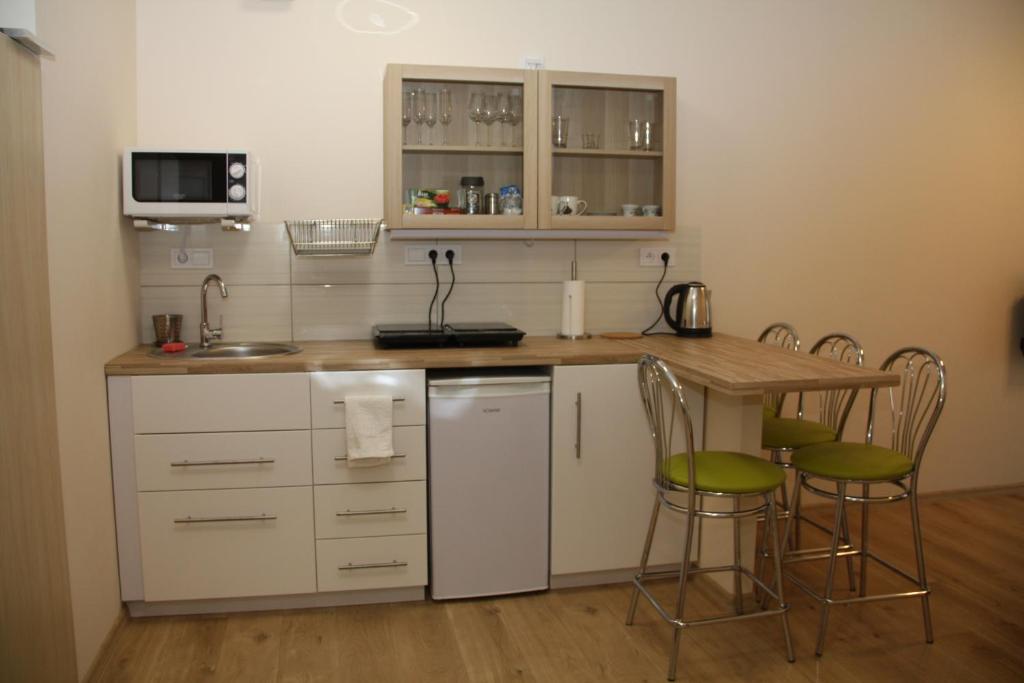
[170,458,275,468]
[333,397,406,405]
[336,506,407,517]
[338,560,408,571]
[334,453,407,462]
[173,514,276,524]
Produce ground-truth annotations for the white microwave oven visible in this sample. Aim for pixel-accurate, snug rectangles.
[122,148,257,219]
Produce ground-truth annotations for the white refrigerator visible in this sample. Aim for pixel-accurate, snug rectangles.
[428,374,551,600]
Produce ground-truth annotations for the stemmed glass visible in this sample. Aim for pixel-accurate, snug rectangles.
[468,92,484,146]
[424,91,438,145]
[481,94,499,146]
[504,92,522,146]
[413,88,427,144]
[402,90,416,145]
[439,88,453,145]
[494,92,510,147]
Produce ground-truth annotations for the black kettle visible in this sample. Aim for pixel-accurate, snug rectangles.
[663,282,712,337]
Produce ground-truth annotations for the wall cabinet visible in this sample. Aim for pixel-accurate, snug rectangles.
[551,364,691,577]
[383,64,676,232]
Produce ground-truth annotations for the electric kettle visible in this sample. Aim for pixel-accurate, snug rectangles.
[662,282,712,337]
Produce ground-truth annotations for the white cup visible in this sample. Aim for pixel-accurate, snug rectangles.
[552,195,588,216]
[642,204,660,216]
[621,203,640,216]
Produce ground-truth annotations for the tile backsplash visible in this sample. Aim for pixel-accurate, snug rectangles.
[138,224,700,343]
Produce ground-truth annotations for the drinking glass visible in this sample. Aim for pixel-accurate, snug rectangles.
[424,91,438,145]
[627,119,642,150]
[402,90,415,145]
[468,92,484,146]
[494,92,510,146]
[481,94,499,146]
[439,87,453,145]
[505,92,522,146]
[552,115,570,148]
[413,88,427,144]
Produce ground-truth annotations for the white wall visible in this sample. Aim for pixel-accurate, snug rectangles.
[38,0,138,678]
[135,0,1024,494]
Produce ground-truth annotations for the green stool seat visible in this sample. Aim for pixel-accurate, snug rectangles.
[762,416,837,450]
[663,451,786,494]
[792,442,913,481]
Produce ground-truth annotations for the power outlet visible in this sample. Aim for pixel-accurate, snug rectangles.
[405,244,463,265]
[639,247,676,267]
[522,56,545,70]
[170,248,214,269]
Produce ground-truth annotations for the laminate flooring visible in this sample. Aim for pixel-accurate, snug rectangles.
[88,490,1024,682]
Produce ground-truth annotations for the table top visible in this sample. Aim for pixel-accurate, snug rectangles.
[105,333,898,395]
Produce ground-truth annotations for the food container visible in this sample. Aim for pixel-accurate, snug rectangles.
[484,193,500,215]
[459,176,484,215]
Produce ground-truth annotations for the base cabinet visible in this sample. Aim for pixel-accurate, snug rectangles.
[551,364,694,577]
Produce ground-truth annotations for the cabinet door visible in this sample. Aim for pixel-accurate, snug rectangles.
[538,71,676,232]
[383,64,539,230]
[551,364,689,575]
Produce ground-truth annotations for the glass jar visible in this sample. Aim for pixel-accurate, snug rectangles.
[458,176,484,215]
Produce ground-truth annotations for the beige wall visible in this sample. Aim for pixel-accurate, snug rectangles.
[134,0,1023,498]
[38,0,138,678]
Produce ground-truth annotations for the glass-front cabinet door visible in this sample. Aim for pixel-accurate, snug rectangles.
[538,71,676,231]
[384,64,538,230]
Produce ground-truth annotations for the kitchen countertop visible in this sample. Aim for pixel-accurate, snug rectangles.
[105,334,898,395]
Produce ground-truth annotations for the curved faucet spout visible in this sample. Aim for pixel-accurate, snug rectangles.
[200,274,229,348]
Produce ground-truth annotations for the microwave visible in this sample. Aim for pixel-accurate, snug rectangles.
[122,149,256,219]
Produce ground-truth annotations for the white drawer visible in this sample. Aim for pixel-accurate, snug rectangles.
[316,535,427,592]
[310,370,425,429]
[314,481,426,539]
[131,373,310,434]
[135,431,312,491]
[138,487,315,601]
[312,426,426,484]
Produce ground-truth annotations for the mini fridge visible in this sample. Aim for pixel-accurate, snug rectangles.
[427,372,551,600]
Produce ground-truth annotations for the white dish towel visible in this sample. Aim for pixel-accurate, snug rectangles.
[344,395,394,468]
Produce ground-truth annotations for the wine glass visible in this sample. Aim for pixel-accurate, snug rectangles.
[481,94,498,146]
[494,92,510,147]
[467,92,484,146]
[402,90,415,145]
[413,88,427,144]
[439,88,453,145]
[424,92,438,145]
[505,92,522,146]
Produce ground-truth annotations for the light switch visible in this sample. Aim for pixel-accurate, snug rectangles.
[170,248,214,269]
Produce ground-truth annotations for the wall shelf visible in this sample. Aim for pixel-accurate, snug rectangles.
[552,148,663,159]
[403,145,523,155]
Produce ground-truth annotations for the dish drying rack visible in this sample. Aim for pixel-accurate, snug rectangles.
[285,219,384,256]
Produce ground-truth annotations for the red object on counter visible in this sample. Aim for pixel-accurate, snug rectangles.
[161,342,187,353]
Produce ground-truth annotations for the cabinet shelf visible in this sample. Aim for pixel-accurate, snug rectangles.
[403,145,523,155]
[552,148,663,159]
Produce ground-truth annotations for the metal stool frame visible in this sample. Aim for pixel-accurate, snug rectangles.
[757,322,801,418]
[780,347,946,656]
[627,355,795,681]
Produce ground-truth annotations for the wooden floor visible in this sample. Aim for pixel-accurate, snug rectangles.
[89,491,1024,682]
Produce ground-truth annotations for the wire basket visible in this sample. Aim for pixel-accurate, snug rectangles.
[284,219,384,256]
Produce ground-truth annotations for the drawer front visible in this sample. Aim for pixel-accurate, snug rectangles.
[316,534,427,592]
[138,487,315,601]
[312,426,426,484]
[131,373,310,434]
[314,481,426,539]
[310,370,425,428]
[135,431,312,491]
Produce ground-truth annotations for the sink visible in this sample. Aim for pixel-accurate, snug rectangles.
[150,342,301,359]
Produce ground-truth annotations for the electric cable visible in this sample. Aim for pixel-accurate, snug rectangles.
[440,250,456,328]
[427,250,440,330]
[641,255,670,336]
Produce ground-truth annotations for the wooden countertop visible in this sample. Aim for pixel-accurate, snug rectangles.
[105,334,898,395]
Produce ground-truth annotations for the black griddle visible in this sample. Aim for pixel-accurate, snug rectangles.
[373,322,525,349]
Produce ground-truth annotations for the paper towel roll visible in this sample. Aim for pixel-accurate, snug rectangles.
[561,280,586,337]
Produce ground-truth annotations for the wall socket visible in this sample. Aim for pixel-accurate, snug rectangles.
[639,247,676,267]
[170,248,214,269]
[522,56,545,70]
[405,244,463,265]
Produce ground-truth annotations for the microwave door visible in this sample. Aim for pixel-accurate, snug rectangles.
[129,152,228,217]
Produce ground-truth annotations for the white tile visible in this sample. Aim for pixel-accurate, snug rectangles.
[575,227,702,282]
[292,283,563,341]
[586,281,682,334]
[139,222,291,286]
[140,285,292,343]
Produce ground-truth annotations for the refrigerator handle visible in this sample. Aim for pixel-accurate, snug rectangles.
[575,392,582,459]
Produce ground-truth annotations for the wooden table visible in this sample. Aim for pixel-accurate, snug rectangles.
[106,334,897,594]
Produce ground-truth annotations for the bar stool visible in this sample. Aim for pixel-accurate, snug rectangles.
[782,347,946,655]
[627,355,795,681]
[757,322,800,420]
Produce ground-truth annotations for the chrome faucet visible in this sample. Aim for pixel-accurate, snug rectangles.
[200,274,229,348]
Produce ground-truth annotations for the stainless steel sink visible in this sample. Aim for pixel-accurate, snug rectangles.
[150,342,301,359]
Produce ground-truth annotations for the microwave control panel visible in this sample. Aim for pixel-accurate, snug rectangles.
[227,153,248,203]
